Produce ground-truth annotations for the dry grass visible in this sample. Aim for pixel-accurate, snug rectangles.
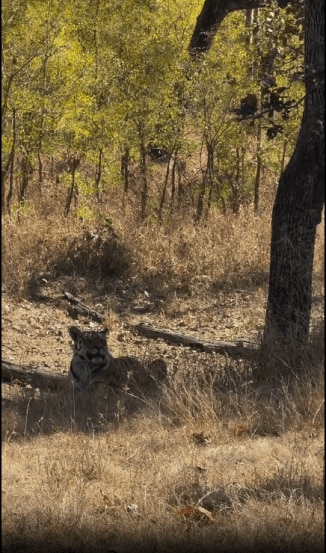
[2,411,324,553]
[1,180,324,553]
[1,205,273,300]
[2,349,324,553]
[2,179,324,302]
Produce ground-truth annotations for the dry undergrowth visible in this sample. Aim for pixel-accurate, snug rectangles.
[2,379,325,553]
[2,204,274,301]
[1,182,325,553]
[2,424,324,553]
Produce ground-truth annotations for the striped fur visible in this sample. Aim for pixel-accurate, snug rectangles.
[68,326,167,391]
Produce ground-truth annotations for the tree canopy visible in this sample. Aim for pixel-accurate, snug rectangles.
[2,0,306,220]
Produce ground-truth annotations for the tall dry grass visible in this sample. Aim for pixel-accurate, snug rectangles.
[2,196,274,301]
[2,175,324,300]
[2,337,324,553]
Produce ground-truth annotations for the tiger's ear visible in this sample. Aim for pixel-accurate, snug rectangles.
[69,326,81,341]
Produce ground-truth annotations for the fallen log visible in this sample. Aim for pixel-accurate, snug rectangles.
[63,290,105,323]
[132,323,259,359]
[2,360,67,390]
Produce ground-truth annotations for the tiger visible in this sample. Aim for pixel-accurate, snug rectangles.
[68,325,167,392]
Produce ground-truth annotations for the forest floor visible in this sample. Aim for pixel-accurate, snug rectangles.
[2,273,325,553]
[2,205,324,553]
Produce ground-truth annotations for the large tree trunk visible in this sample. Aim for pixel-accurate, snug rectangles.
[264,0,324,343]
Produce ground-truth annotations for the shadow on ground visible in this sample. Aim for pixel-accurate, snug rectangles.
[2,379,167,440]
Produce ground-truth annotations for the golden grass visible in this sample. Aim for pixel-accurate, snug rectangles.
[2,419,324,553]
[2,203,274,306]
[2,180,324,301]
[1,181,324,553]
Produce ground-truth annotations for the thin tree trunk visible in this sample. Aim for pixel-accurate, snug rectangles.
[37,54,50,191]
[177,160,186,211]
[1,73,14,126]
[205,141,215,217]
[170,156,177,214]
[37,152,43,190]
[2,139,15,214]
[254,120,262,212]
[158,156,171,221]
[18,154,33,205]
[64,173,75,217]
[230,147,242,214]
[64,156,80,217]
[245,8,254,40]
[6,108,17,214]
[196,175,206,222]
[121,147,130,204]
[93,0,101,80]
[94,147,103,203]
[196,140,210,222]
[139,132,148,220]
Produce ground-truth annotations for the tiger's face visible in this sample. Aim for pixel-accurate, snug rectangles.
[69,326,108,353]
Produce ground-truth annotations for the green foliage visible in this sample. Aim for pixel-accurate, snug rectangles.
[1,0,304,218]
[76,206,96,222]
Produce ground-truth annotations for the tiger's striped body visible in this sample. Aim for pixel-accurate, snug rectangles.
[68,326,167,392]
